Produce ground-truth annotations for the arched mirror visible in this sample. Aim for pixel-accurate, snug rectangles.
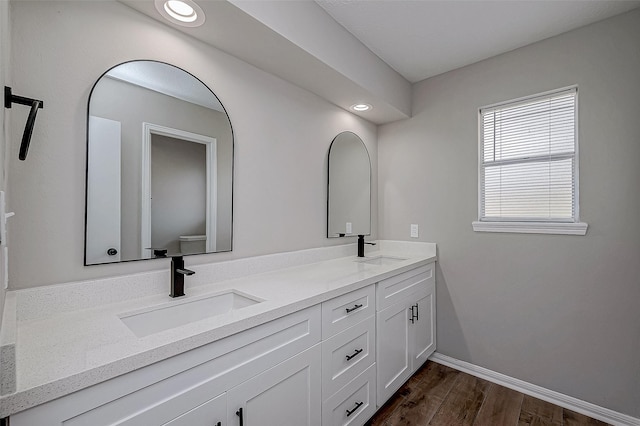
[85,60,234,265]
[327,131,371,238]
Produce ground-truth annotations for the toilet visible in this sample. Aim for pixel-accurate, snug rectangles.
[179,235,207,254]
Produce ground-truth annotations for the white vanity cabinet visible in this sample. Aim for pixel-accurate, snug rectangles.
[321,285,377,426]
[7,256,437,426]
[376,263,436,406]
[10,306,321,426]
[227,345,321,426]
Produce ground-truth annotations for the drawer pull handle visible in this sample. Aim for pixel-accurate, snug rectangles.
[346,348,363,361]
[346,304,363,313]
[236,407,243,426]
[346,401,364,417]
[414,303,419,321]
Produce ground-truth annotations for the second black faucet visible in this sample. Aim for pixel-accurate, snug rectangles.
[357,235,376,257]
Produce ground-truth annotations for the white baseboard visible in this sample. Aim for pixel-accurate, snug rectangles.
[429,352,640,426]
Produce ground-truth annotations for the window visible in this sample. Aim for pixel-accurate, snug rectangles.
[472,86,587,235]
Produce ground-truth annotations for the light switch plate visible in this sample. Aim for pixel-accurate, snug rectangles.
[346,222,352,234]
[410,224,419,238]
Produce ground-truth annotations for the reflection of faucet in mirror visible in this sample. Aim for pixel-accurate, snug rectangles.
[145,247,168,258]
[357,235,376,257]
[170,255,195,298]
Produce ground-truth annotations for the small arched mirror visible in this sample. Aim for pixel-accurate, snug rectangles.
[85,60,234,265]
[327,131,371,238]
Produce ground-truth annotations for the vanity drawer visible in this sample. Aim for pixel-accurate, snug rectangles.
[322,315,375,400]
[322,363,377,426]
[376,263,434,311]
[322,285,375,339]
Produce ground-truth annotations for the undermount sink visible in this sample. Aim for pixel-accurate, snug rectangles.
[119,291,262,337]
[354,255,407,266]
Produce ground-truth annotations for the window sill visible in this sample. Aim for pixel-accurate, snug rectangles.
[472,221,588,235]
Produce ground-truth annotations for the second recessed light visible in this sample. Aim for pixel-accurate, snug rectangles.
[351,103,372,112]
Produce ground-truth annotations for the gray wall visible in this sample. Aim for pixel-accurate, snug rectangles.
[7,1,377,288]
[378,10,640,417]
[90,77,232,260]
[151,134,206,255]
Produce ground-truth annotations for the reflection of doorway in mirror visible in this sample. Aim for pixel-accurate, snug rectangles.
[151,135,205,255]
[141,123,217,257]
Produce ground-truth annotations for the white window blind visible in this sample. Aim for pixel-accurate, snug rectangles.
[479,87,578,223]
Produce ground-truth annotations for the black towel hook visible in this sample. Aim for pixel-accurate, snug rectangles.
[4,86,44,161]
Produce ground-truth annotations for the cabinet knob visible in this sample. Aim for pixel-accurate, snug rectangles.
[107,248,118,256]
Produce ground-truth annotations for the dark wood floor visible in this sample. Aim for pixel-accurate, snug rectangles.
[365,361,610,426]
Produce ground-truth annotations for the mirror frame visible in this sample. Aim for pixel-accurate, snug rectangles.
[84,60,235,265]
[326,131,372,238]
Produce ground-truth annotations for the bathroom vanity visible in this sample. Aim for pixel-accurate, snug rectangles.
[0,61,435,424]
[0,242,436,425]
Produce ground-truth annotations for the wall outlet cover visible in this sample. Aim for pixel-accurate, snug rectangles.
[410,224,419,238]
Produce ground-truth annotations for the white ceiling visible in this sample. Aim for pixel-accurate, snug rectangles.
[120,0,640,123]
[121,0,414,123]
[316,0,640,83]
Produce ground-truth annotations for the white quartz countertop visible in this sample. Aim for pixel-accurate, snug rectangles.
[0,241,436,417]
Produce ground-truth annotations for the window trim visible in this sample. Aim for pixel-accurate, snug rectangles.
[473,85,588,235]
[471,221,588,235]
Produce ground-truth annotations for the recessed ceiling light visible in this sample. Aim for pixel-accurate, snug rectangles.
[155,0,205,27]
[351,103,372,112]
[165,1,196,22]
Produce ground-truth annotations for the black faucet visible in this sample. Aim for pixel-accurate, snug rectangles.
[170,255,195,298]
[357,235,376,257]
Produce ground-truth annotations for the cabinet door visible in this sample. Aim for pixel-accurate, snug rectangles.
[163,392,226,426]
[376,301,412,406]
[410,285,436,371]
[227,344,321,426]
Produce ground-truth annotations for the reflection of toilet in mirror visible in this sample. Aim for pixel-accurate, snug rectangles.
[179,235,207,254]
